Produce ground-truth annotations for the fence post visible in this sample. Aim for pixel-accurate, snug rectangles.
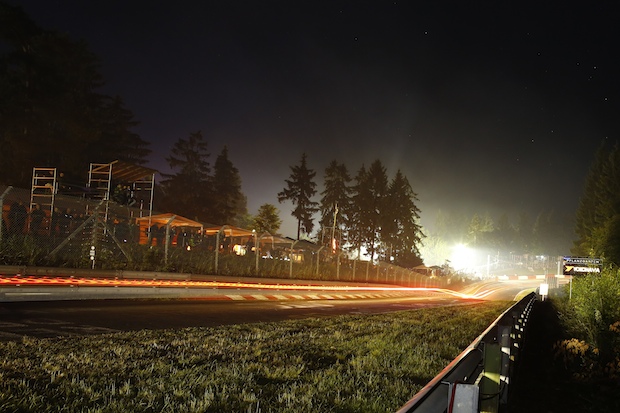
[336,252,341,280]
[164,215,175,266]
[215,228,221,274]
[254,231,259,274]
[289,240,299,278]
[316,245,324,277]
[0,186,13,242]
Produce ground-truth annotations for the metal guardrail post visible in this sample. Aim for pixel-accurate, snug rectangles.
[498,325,512,405]
[479,343,501,413]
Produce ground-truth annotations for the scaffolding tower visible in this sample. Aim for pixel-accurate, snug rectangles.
[87,160,156,220]
[29,167,57,232]
[87,162,113,229]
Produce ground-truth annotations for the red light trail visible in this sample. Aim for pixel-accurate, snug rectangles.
[0,274,497,299]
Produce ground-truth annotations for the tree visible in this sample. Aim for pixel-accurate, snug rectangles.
[159,131,211,222]
[574,142,620,264]
[212,146,246,225]
[382,170,425,267]
[467,213,494,247]
[365,160,389,260]
[348,165,369,256]
[0,3,150,186]
[493,213,516,251]
[278,153,318,239]
[252,204,282,234]
[532,209,574,256]
[515,212,534,254]
[90,95,151,165]
[349,160,388,261]
[319,160,351,248]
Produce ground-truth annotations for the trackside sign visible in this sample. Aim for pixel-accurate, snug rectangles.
[562,256,603,275]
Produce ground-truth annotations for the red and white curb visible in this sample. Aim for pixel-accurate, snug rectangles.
[221,291,420,301]
[497,274,571,281]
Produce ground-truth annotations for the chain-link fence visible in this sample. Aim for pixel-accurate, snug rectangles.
[0,184,454,287]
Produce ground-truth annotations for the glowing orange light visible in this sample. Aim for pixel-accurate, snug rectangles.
[0,275,495,299]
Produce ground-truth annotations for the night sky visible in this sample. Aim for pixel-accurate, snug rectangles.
[8,1,620,238]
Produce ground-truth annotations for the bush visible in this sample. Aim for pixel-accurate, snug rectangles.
[555,267,620,379]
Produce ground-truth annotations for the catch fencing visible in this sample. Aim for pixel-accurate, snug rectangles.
[0,185,453,287]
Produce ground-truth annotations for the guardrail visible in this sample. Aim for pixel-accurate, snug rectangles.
[397,292,537,413]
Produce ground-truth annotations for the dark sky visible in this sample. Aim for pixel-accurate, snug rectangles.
[9,1,620,237]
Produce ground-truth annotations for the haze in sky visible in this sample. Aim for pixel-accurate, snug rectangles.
[9,1,620,237]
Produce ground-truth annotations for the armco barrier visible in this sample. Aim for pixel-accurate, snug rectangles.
[396,292,537,413]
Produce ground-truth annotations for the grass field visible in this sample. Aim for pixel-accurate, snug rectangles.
[0,301,511,413]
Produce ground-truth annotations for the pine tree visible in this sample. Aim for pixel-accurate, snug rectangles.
[278,153,318,239]
[319,160,351,248]
[516,212,534,254]
[574,142,620,264]
[159,131,211,222]
[366,160,389,260]
[467,213,494,247]
[212,146,246,225]
[494,213,516,251]
[348,165,369,256]
[252,204,282,234]
[382,170,424,267]
[91,95,151,165]
[574,143,608,255]
[349,160,388,261]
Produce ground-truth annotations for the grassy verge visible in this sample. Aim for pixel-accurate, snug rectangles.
[0,301,511,413]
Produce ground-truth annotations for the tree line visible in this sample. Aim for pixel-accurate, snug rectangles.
[421,209,575,268]
[278,154,425,267]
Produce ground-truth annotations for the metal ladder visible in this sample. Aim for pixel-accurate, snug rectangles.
[29,167,57,233]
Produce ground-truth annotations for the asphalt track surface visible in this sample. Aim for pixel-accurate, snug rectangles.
[0,295,475,342]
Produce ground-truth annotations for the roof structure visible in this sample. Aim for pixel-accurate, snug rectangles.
[92,160,158,183]
[202,227,320,251]
[203,225,255,237]
[135,213,203,228]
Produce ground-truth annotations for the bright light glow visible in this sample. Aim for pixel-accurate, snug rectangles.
[451,244,474,271]
[233,244,246,256]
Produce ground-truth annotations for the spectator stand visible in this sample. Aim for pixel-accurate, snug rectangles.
[87,160,157,228]
[135,213,204,265]
[38,161,157,265]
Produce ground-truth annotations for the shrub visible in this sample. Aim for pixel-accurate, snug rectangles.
[555,266,620,378]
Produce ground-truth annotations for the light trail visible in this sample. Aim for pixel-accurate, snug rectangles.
[0,275,496,300]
